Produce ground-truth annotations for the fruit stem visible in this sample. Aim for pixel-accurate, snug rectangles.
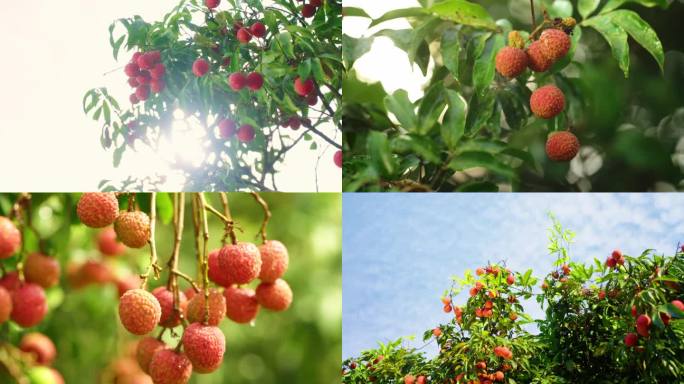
[140,192,161,289]
[167,193,185,323]
[219,193,235,246]
[530,0,536,30]
[250,192,271,244]
[204,196,238,245]
[197,194,211,324]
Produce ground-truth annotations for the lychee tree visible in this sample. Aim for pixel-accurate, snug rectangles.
[342,0,683,191]
[84,0,342,191]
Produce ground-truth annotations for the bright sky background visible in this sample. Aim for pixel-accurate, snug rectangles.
[0,0,340,192]
[342,193,684,359]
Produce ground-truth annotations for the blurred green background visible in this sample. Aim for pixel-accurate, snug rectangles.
[0,193,341,384]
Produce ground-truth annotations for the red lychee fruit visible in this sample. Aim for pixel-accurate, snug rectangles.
[530,85,565,119]
[192,58,210,77]
[672,300,684,311]
[98,227,126,256]
[205,0,220,9]
[185,288,226,326]
[150,63,166,80]
[0,217,21,259]
[416,376,426,384]
[495,46,528,78]
[19,333,56,365]
[302,4,316,18]
[77,193,119,228]
[136,72,151,85]
[660,311,671,326]
[218,242,261,284]
[258,240,289,283]
[0,286,11,323]
[207,249,232,287]
[624,332,638,347]
[306,92,318,106]
[540,28,571,61]
[636,314,651,328]
[236,27,252,43]
[404,375,415,384]
[250,22,266,38]
[130,94,140,104]
[152,287,187,328]
[294,77,315,96]
[128,77,139,88]
[545,131,579,161]
[432,327,442,337]
[218,119,237,139]
[136,85,151,101]
[237,124,256,143]
[506,274,515,285]
[493,346,513,359]
[246,72,264,91]
[125,63,141,78]
[24,253,60,289]
[334,150,343,168]
[606,256,617,268]
[151,79,166,93]
[149,349,192,384]
[1,271,21,291]
[598,290,606,300]
[256,278,293,311]
[224,286,260,323]
[526,40,553,72]
[119,289,161,335]
[11,283,48,327]
[114,211,151,248]
[137,53,156,71]
[79,260,113,285]
[228,72,247,91]
[182,323,226,373]
[116,274,141,298]
[287,117,301,130]
[136,337,166,374]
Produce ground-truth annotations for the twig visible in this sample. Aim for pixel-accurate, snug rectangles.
[530,0,536,30]
[250,192,271,243]
[197,193,211,324]
[140,192,161,289]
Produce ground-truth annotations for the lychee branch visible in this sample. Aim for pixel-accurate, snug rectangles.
[197,193,211,324]
[140,192,161,289]
[250,192,271,244]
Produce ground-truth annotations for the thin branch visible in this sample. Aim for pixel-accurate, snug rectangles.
[530,0,536,30]
[250,192,271,243]
[141,192,161,289]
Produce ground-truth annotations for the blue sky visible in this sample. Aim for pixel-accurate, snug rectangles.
[342,193,684,359]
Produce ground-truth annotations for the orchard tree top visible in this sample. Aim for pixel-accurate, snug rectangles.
[85,0,342,192]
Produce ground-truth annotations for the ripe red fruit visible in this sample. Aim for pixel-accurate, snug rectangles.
[561,264,571,275]
[530,85,565,119]
[495,46,528,78]
[636,314,651,329]
[545,131,579,162]
[250,22,266,38]
[125,63,141,78]
[494,371,504,381]
[660,311,671,326]
[540,28,571,61]
[237,124,256,143]
[256,278,293,311]
[0,287,11,323]
[302,4,316,18]
[136,85,151,101]
[506,274,515,285]
[331,150,342,169]
[672,300,684,311]
[153,287,188,328]
[224,286,260,323]
[416,375,426,384]
[114,211,151,248]
[118,289,161,335]
[598,290,606,300]
[130,94,140,104]
[606,256,617,268]
[137,53,156,70]
[0,217,21,259]
[77,193,119,228]
[246,72,264,90]
[136,337,166,374]
[631,305,637,317]
[98,227,126,256]
[624,332,638,347]
[218,119,237,139]
[217,242,261,284]
[11,283,48,327]
[149,349,192,384]
[182,323,225,373]
[24,253,60,289]
[432,327,442,337]
[192,58,210,77]
[404,374,415,384]
[205,0,220,9]
[612,250,622,259]
[207,249,232,286]
[636,323,650,338]
[150,79,165,93]
[79,260,113,286]
[128,77,139,88]
[136,72,151,85]
[236,27,252,43]
[258,240,289,282]
[150,63,166,79]
[147,51,161,64]
[20,333,56,365]
[526,40,553,72]
[294,77,315,96]
[288,116,301,130]
[185,288,226,326]
[228,72,247,91]
[476,268,485,276]
[116,274,141,298]
[306,92,318,106]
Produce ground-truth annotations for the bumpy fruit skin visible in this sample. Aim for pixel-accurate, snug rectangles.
[182,323,226,373]
[495,46,528,78]
[20,333,56,365]
[256,279,293,311]
[334,150,343,168]
[526,40,553,72]
[540,28,571,61]
[11,283,48,327]
[228,72,247,91]
[115,211,151,248]
[153,287,187,328]
[246,72,264,90]
[24,253,61,288]
[294,77,314,96]
[224,286,260,323]
[149,349,193,384]
[98,227,126,256]
[236,27,252,43]
[77,193,119,228]
[258,240,289,283]
[192,58,210,77]
[218,242,262,284]
[207,249,232,286]
[530,85,565,119]
[545,131,580,162]
[0,286,11,323]
[237,124,256,142]
[119,289,161,335]
[0,216,21,259]
[136,337,166,374]
[186,289,226,326]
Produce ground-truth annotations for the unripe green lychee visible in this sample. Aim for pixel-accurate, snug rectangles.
[0,286,11,323]
[526,40,553,72]
[224,286,260,323]
[149,349,193,384]
[119,289,161,335]
[24,253,61,288]
[495,46,528,78]
[530,84,565,119]
[217,242,262,284]
[182,323,226,373]
[186,289,226,326]
[207,249,232,287]
[540,28,571,61]
[136,336,166,374]
[256,279,293,312]
[114,211,151,248]
[152,287,187,328]
[11,283,48,327]
[545,131,580,162]
[258,240,289,283]
[77,193,119,228]
[0,216,21,259]
[98,227,127,256]
[19,332,56,365]
[27,366,64,384]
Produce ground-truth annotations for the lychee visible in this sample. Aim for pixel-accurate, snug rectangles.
[19,333,56,365]
[506,274,515,285]
[246,72,264,91]
[11,283,48,327]
[250,22,266,38]
[218,242,261,284]
[130,94,140,104]
[636,314,651,328]
[294,77,315,96]
[495,46,528,78]
[152,286,187,328]
[540,28,571,61]
[0,271,21,291]
[302,4,316,18]
[672,300,684,311]
[207,249,232,286]
[119,289,161,335]
[125,63,141,78]
[192,58,210,77]
[0,286,11,323]
[258,240,289,282]
[116,274,141,298]
[136,72,151,85]
[218,119,237,139]
[185,288,226,326]
[98,227,126,256]
[77,193,119,228]
[136,337,166,374]
[228,72,247,91]
[151,79,166,93]
[149,349,192,384]
[150,63,166,80]
[432,327,442,337]
[334,150,343,168]
[404,375,415,384]
[526,40,553,72]
[24,253,60,289]
[224,286,260,323]
[545,131,579,161]
[114,211,151,248]
[237,124,256,142]
[136,85,151,101]
[236,27,252,43]
[256,278,293,311]
[182,323,226,373]
[79,260,114,285]
[0,216,20,259]
[530,85,565,119]
[128,77,139,88]
[137,53,156,70]
[205,0,220,9]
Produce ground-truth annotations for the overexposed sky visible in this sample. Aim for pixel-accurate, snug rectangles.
[0,0,340,192]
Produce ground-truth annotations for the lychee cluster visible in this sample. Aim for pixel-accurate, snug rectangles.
[302,0,323,18]
[1,267,51,328]
[216,118,256,143]
[227,71,264,91]
[605,249,626,269]
[235,20,267,44]
[17,332,65,383]
[0,216,21,259]
[125,51,166,104]
[77,193,151,249]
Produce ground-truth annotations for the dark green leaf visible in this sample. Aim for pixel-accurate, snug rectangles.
[384,90,417,131]
[428,0,497,30]
[367,131,396,177]
[369,8,429,28]
[442,90,468,149]
[448,151,516,179]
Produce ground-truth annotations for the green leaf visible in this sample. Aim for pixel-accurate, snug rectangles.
[447,151,516,179]
[343,7,371,18]
[155,193,174,225]
[456,181,499,192]
[393,135,441,164]
[384,90,417,131]
[418,82,447,134]
[275,31,294,59]
[465,90,497,134]
[601,0,669,14]
[472,33,503,96]
[583,15,630,77]
[367,131,396,177]
[369,8,428,28]
[428,0,497,30]
[441,28,460,77]
[442,90,468,149]
[113,145,125,167]
[609,10,665,73]
[342,34,373,69]
[578,0,601,19]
